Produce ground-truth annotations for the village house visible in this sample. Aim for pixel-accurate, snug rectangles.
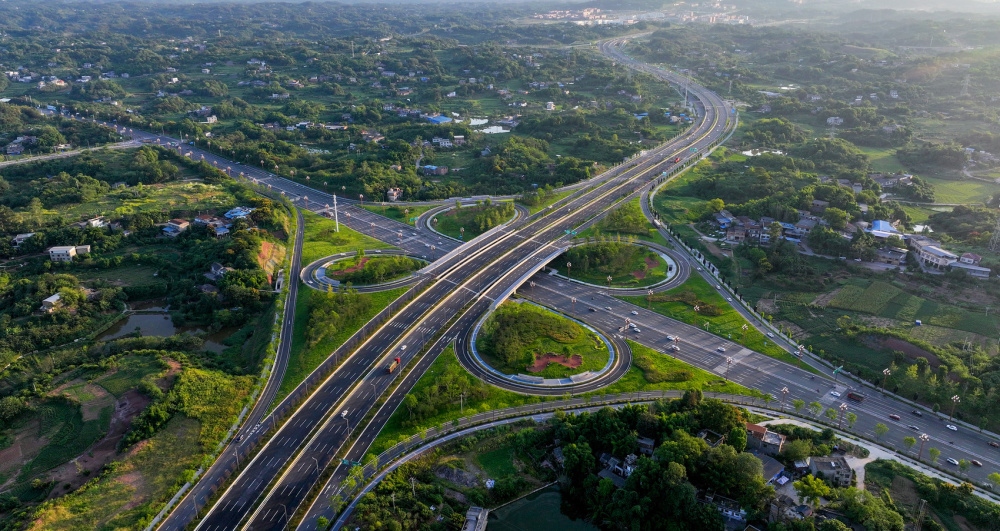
[386,187,403,202]
[163,219,190,237]
[12,233,35,248]
[40,293,63,313]
[746,423,786,455]
[908,235,957,270]
[875,247,908,266]
[48,245,90,262]
[204,262,234,282]
[807,456,853,487]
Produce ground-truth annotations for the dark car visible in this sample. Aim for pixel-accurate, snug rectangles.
[889,414,901,421]
[911,410,924,417]
[990,441,999,448]
[908,425,920,431]
[588,307,596,312]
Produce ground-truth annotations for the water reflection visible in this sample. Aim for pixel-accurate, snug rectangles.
[488,484,596,531]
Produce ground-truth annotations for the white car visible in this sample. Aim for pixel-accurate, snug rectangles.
[727,297,733,302]
[666,335,675,342]
[716,285,722,289]
[767,332,775,338]
[946,458,960,466]
[631,311,639,315]
[946,424,958,431]
[717,347,726,353]
[830,391,842,398]
[634,329,641,333]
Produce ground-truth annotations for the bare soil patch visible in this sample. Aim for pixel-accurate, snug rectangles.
[328,256,371,276]
[527,352,583,373]
[0,420,46,491]
[632,269,646,280]
[874,337,941,367]
[811,288,842,308]
[42,388,151,500]
[80,385,114,422]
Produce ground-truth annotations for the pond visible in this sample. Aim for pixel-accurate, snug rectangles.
[488,484,597,531]
[97,313,237,353]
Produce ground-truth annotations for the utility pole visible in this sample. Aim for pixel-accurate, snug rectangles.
[333,194,340,232]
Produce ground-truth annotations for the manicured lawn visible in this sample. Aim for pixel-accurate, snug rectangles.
[476,302,609,378]
[369,340,762,457]
[275,284,412,406]
[325,255,421,285]
[595,341,761,397]
[858,146,906,174]
[360,204,433,225]
[620,275,810,369]
[559,243,673,288]
[431,202,516,240]
[300,210,393,265]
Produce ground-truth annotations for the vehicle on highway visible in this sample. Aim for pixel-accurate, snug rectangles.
[631,311,638,315]
[634,328,641,333]
[605,306,612,311]
[696,267,703,271]
[908,425,920,431]
[990,441,999,448]
[912,410,924,417]
[973,460,984,467]
[717,347,726,352]
[716,285,721,289]
[946,424,958,431]
[830,391,841,398]
[668,345,680,352]
[847,391,866,402]
[726,297,733,302]
[767,332,775,338]
[673,158,681,163]
[889,414,901,420]
[946,458,960,466]
[666,335,675,341]
[341,409,349,418]
[386,357,402,374]
[589,307,596,312]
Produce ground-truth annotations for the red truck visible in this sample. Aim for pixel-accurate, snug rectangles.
[386,357,401,374]
[847,391,865,402]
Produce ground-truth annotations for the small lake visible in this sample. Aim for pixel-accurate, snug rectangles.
[488,484,597,531]
[97,314,236,353]
[479,126,511,134]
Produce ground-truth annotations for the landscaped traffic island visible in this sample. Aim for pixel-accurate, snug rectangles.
[324,252,423,285]
[558,241,673,288]
[432,200,516,240]
[475,301,609,379]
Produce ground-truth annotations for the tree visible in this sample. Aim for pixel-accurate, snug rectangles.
[708,198,725,213]
[903,436,916,453]
[874,423,889,441]
[782,439,813,462]
[959,459,971,476]
[846,412,858,429]
[928,447,940,463]
[824,408,838,423]
[562,441,595,486]
[817,520,851,531]
[808,401,823,418]
[728,426,747,452]
[794,474,832,508]
[988,472,1000,489]
[822,207,849,230]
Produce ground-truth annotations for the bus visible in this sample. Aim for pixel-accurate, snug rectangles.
[847,391,865,402]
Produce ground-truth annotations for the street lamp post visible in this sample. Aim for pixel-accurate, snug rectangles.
[607,275,613,288]
[882,368,891,393]
[780,387,789,411]
[838,403,848,429]
[647,289,653,309]
[370,222,376,238]
[725,357,734,381]
[918,433,930,460]
[950,395,961,421]
[566,262,571,277]
[571,297,576,313]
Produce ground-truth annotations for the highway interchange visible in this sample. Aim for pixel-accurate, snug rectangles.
[27,35,1000,531]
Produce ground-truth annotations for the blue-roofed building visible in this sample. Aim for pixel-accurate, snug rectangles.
[224,207,256,219]
[426,115,452,124]
[871,220,901,234]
